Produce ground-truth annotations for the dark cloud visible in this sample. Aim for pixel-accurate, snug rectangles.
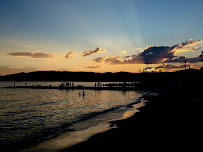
[65,51,74,59]
[82,48,106,57]
[93,39,202,65]
[93,57,107,63]
[93,56,123,64]
[155,64,190,70]
[172,39,201,53]
[124,39,201,64]
[163,56,202,63]
[122,55,144,64]
[132,46,175,64]
[8,51,58,58]
[104,56,122,64]
[8,52,32,57]
[141,64,191,72]
[124,55,130,58]
[93,46,173,65]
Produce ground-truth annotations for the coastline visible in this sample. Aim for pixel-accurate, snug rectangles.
[20,93,149,152]
[62,82,202,152]
[2,69,202,152]
[1,84,146,151]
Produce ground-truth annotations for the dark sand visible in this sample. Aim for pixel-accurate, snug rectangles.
[62,81,202,152]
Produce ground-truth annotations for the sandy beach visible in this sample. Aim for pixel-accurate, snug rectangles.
[63,79,202,152]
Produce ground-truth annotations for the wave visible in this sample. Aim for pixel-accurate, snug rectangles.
[1,95,145,151]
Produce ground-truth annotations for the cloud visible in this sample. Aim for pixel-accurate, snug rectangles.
[93,56,123,64]
[122,50,127,54]
[124,55,130,58]
[141,63,191,72]
[65,51,74,59]
[93,46,175,64]
[8,52,32,57]
[93,39,202,65]
[104,56,122,64]
[133,46,175,64]
[93,57,107,63]
[8,51,59,58]
[134,48,143,51]
[163,56,202,63]
[171,39,201,53]
[84,65,101,69]
[126,39,201,64]
[155,64,190,70]
[82,48,106,57]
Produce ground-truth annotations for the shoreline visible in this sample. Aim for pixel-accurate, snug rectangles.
[0,87,146,152]
[20,93,150,152]
[62,83,202,152]
[2,71,202,152]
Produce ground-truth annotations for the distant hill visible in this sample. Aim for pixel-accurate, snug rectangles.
[0,69,202,91]
[0,69,202,82]
[0,71,169,81]
[0,71,137,82]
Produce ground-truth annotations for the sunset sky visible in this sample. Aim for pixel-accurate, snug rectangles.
[0,0,203,75]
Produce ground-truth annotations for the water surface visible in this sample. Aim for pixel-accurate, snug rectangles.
[0,81,143,150]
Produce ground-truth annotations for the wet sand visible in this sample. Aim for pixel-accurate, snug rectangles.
[62,83,202,152]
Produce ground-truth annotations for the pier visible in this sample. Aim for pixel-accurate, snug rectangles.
[4,85,139,91]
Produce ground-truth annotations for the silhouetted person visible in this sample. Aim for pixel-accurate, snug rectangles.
[184,60,187,70]
[98,82,102,87]
[95,83,96,87]
[13,83,15,88]
[83,91,85,97]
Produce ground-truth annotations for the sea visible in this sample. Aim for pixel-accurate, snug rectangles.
[0,81,147,151]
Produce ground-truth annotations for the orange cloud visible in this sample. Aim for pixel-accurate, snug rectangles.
[65,51,75,59]
[82,48,106,57]
[93,56,108,63]
[84,65,101,69]
[93,39,202,66]
[172,39,201,53]
[93,56,123,64]
[8,51,60,58]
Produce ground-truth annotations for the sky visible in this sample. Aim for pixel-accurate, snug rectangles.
[0,0,203,75]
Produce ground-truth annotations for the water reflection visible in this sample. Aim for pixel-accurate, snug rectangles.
[21,122,111,152]
[0,82,143,148]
